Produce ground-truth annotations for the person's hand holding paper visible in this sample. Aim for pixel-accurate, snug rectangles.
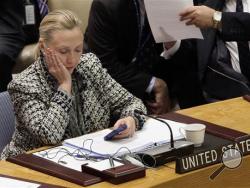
[179,5,216,28]
[144,0,203,43]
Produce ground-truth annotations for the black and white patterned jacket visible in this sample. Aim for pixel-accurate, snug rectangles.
[1,53,146,159]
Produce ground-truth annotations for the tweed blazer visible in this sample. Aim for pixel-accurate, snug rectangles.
[1,53,146,159]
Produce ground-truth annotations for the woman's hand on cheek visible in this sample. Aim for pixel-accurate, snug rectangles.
[45,48,72,94]
[113,116,136,139]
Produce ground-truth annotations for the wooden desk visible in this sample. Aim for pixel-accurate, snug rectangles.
[1,97,250,188]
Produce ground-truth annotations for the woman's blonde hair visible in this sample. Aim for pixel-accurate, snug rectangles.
[35,9,83,58]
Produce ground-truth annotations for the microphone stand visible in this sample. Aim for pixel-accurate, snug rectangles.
[134,109,194,167]
[134,109,174,149]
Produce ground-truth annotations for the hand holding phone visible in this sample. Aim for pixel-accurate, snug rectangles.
[104,124,127,141]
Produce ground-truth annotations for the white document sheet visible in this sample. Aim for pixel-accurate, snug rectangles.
[86,159,123,171]
[0,177,40,188]
[144,0,203,42]
[34,146,96,171]
[34,146,123,171]
[63,118,187,157]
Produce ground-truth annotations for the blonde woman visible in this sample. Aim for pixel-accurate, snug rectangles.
[1,10,146,159]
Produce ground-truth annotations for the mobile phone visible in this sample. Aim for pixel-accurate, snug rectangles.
[104,124,127,141]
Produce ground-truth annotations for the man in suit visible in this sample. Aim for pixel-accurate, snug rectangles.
[0,0,42,92]
[84,0,206,114]
[173,0,250,100]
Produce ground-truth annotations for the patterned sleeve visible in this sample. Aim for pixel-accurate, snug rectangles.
[8,81,72,145]
[80,53,147,129]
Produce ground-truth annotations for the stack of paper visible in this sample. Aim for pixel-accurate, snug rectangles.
[63,118,187,157]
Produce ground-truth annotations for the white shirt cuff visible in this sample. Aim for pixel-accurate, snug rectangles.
[161,40,181,59]
[146,77,156,93]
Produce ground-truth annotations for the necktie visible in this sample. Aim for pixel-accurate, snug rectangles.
[236,0,250,81]
[37,0,49,19]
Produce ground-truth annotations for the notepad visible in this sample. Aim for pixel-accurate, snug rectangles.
[63,118,187,157]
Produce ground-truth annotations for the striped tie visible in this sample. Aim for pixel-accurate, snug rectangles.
[37,0,49,19]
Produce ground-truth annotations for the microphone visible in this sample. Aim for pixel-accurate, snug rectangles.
[134,109,194,167]
[134,109,174,148]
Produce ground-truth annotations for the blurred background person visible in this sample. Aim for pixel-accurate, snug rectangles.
[84,0,206,114]
[0,0,47,91]
[178,0,250,100]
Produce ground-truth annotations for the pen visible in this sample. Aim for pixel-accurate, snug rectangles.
[74,153,108,161]
[58,160,67,164]
[109,157,115,168]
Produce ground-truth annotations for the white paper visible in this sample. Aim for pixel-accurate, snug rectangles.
[87,159,123,171]
[34,146,97,171]
[0,177,40,188]
[144,0,203,42]
[34,146,123,171]
[63,118,187,157]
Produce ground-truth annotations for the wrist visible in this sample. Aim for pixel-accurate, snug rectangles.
[212,11,222,29]
[130,116,140,130]
[162,41,181,59]
[59,83,71,95]
[164,41,176,50]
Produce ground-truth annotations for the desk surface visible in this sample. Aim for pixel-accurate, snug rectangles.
[1,97,250,188]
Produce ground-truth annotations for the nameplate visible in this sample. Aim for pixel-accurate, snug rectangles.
[176,135,250,173]
[82,161,146,184]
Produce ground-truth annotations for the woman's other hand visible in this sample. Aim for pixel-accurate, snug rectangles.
[45,48,72,94]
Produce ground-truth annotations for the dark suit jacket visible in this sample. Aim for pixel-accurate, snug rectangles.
[84,0,160,98]
[0,0,41,91]
[0,0,23,35]
[196,0,250,79]
[84,0,206,108]
[0,0,41,44]
[174,0,250,99]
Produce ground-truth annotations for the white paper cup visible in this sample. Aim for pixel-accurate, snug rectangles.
[179,123,206,147]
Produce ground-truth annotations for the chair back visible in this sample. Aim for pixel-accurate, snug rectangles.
[0,92,15,153]
[48,0,93,32]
